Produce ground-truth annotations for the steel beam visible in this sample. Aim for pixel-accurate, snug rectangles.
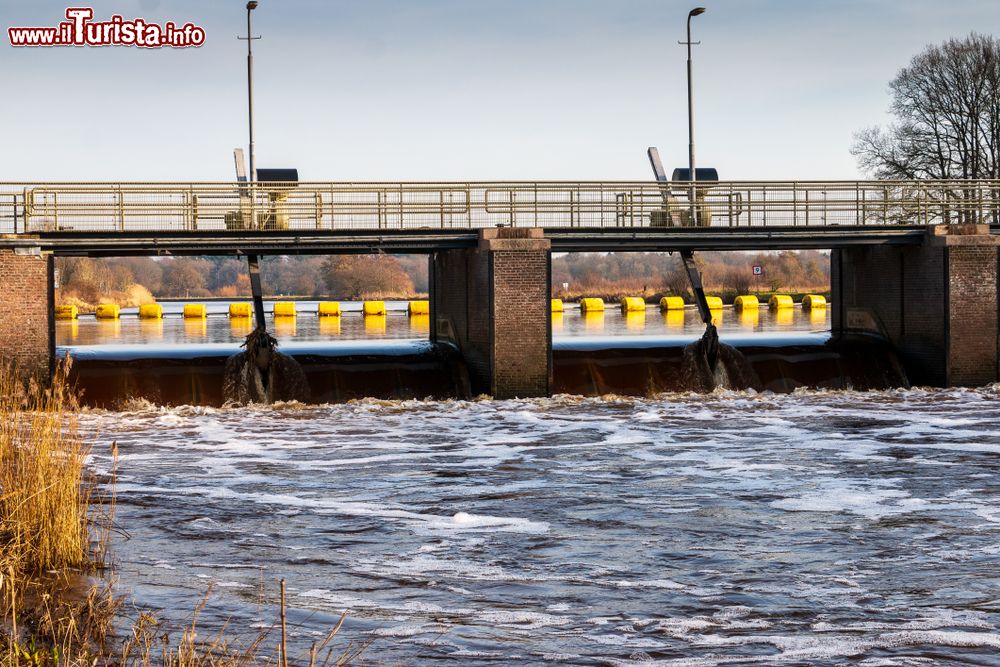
[1,224,995,257]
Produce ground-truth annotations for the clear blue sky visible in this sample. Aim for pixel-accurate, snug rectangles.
[1,0,996,181]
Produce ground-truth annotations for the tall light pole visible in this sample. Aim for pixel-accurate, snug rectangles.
[683,7,705,226]
[242,1,260,181]
[239,3,266,332]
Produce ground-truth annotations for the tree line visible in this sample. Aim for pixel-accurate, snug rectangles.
[55,250,829,310]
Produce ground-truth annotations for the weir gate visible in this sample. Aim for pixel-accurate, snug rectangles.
[1,179,999,396]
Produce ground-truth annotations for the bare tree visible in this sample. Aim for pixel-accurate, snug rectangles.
[852,33,1000,181]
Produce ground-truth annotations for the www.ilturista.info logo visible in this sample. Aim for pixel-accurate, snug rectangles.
[8,7,205,48]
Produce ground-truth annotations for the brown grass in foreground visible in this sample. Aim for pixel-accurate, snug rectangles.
[0,363,364,666]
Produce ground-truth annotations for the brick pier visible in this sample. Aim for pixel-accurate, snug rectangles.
[0,245,54,380]
[832,224,999,386]
[430,228,551,398]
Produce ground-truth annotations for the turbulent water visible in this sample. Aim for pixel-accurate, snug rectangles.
[81,388,1000,665]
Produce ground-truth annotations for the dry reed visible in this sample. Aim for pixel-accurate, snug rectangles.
[0,360,364,666]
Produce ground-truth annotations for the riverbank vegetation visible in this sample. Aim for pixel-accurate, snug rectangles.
[0,360,115,664]
[0,364,360,665]
[55,251,830,312]
[552,250,830,302]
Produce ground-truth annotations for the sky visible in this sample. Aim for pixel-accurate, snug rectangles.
[0,0,997,182]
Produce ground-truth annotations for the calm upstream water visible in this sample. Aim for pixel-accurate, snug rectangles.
[80,389,1000,665]
[57,300,831,345]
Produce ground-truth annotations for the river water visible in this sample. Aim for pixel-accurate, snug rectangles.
[66,301,1000,664]
[58,300,830,345]
[80,386,1000,665]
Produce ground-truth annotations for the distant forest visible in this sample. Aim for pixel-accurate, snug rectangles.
[55,251,830,310]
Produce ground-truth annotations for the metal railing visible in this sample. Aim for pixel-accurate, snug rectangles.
[1,180,998,234]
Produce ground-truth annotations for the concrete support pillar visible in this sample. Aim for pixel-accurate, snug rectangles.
[430,228,551,398]
[832,224,999,387]
[0,245,54,380]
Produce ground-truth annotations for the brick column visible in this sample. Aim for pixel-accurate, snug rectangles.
[832,224,999,386]
[0,245,54,380]
[431,228,551,398]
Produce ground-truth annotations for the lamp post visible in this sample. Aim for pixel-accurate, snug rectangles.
[244,1,259,180]
[683,7,705,226]
[240,3,266,331]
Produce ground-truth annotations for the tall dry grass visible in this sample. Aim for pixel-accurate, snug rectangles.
[0,362,362,666]
[0,358,116,664]
[0,361,91,575]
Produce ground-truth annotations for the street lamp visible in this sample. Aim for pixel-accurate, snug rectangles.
[243,1,260,181]
[240,2,266,332]
[683,7,705,226]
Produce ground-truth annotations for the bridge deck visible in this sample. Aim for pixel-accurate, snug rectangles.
[1,225,949,256]
[1,180,997,254]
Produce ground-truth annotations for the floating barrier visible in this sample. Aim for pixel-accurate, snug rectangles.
[138,303,163,319]
[620,297,646,312]
[273,301,297,317]
[318,301,341,317]
[55,305,78,320]
[183,303,206,319]
[734,295,759,311]
[95,304,120,320]
[551,298,564,313]
[229,303,252,318]
[769,294,794,310]
[659,296,685,311]
[580,297,605,313]
[363,300,386,316]
[802,294,827,310]
[705,296,724,310]
[408,300,430,315]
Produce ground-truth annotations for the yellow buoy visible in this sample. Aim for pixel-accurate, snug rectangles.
[734,295,759,311]
[183,303,207,319]
[229,303,252,318]
[769,294,794,310]
[551,298,564,313]
[273,301,296,317]
[705,296,724,310]
[408,300,430,315]
[318,301,341,317]
[363,300,386,316]
[55,305,79,320]
[138,303,163,319]
[580,297,605,313]
[620,296,646,312]
[802,294,827,310]
[95,304,120,320]
[659,296,685,311]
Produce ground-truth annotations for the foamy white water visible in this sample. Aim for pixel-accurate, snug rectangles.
[81,387,1000,665]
